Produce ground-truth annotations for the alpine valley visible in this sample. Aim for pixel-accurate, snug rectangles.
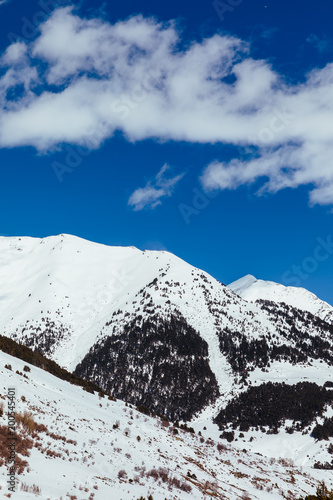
[0,234,333,499]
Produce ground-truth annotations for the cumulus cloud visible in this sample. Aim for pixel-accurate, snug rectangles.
[0,7,333,205]
[0,6,246,151]
[128,164,184,211]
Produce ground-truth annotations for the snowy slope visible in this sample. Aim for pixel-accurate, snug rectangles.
[1,234,333,424]
[0,349,331,500]
[228,274,333,324]
[1,234,333,498]
[0,234,286,382]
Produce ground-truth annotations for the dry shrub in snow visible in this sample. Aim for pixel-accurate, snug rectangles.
[118,469,127,480]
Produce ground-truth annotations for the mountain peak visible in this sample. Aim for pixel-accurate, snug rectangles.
[228,273,333,323]
[228,274,258,294]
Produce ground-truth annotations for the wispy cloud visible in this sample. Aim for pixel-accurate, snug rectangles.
[201,143,333,207]
[0,8,333,206]
[307,34,332,54]
[128,164,184,211]
[0,0,9,5]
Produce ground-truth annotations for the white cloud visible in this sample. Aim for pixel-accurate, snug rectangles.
[0,8,333,206]
[128,164,184,211]
[1,42,27,65]
[0,7,245,150]
[201,143,333,205]
[0,0,9,6]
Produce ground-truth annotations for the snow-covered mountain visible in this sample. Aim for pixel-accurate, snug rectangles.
[1,234,333,497]
[228,274,333,324]
[1,234,333,446]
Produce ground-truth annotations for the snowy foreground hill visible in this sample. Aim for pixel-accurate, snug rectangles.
[0,348,330,499]
[0,234,333,498]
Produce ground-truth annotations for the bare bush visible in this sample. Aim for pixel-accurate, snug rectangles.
[118,470,127,480]
[146,467,192,493]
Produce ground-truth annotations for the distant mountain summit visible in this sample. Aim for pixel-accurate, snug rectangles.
[228,274,333,324]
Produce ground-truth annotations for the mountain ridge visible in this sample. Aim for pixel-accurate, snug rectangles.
[1,234,333,457]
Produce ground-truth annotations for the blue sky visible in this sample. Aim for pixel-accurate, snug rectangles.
[0,0,333,305]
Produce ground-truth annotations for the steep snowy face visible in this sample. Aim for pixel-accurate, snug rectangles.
[228,274,333,324]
